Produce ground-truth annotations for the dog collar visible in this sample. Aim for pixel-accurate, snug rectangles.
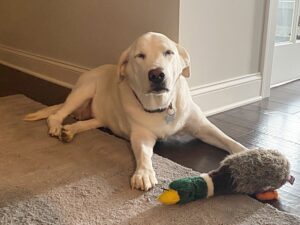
[132,91,176,124]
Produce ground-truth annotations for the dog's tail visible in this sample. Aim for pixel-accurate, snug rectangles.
[23,104,63,121]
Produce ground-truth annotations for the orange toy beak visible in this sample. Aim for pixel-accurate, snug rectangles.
[255,190,279,201]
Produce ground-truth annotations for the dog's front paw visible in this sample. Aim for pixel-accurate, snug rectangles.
[131,169,158,191]
[59,126,75,143]
[48,124,62,137]
[47,116,62,137]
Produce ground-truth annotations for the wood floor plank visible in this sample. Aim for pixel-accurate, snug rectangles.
[215,108,300,144]
[208,117,253,139]
[242,98,300,114]
[279,80,300,91]
[0,65,70,105]
[269,88,300,107]
[154,136,228,173]
[273,86,300,96]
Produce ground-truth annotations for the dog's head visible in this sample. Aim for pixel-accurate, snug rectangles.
[117,32,190,110]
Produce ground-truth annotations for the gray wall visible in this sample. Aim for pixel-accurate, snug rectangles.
[0,0,179,68]
[180,0,266,86]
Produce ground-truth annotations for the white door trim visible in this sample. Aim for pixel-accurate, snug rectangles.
[260,0,278,98]
[291,0,300,43]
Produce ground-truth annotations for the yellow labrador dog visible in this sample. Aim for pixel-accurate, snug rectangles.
[24,32,247,191]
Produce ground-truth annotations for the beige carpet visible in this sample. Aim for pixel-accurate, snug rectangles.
[0,95,299,225]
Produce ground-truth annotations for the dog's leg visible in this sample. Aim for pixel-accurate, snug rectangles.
[130,128,158,191]
[59,119,102,143]
[48,84,95,137]
[186,104,248,154]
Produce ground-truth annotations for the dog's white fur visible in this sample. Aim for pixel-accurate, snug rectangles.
[24,32,247,191]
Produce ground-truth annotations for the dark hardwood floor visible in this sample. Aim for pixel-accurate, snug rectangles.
[1,64,299,216]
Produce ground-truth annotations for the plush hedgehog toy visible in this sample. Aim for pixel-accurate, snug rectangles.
[159,149,295,205]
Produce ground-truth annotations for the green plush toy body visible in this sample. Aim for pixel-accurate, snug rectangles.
[159,149,295,205]
[170,176,209,204]
[159,174,214,204]
[170,176,208,203]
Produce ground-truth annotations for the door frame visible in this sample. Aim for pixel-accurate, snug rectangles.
[261,0,300,97]
[260,0,278,98]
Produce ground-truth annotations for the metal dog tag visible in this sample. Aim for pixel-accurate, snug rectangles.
[165,107,175,124]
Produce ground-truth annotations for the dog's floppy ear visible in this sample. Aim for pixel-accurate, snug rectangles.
[177,44,191,78]
[117,47,130,81]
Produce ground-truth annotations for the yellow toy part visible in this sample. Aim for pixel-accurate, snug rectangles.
[158,189,180,205]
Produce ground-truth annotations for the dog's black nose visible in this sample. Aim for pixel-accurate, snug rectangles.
[148,68,165,84]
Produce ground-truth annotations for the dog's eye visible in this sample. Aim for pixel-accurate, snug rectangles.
[135,53,146,59]
[164,50,174,56]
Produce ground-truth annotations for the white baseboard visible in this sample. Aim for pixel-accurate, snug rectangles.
[190,73,262,116]
[0,44,88,89]
[0,44,263,115]
[270,78,299,88]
